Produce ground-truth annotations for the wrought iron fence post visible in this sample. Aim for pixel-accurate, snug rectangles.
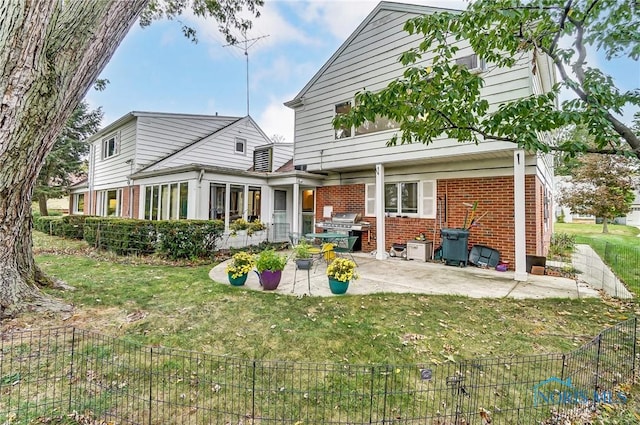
[368,366,375,424]
[68,327,76,412]
[149,347,153,425]
[633,317,638,379]
[252,360,257,421]
[382,365,390,423]
[594,335,602,397]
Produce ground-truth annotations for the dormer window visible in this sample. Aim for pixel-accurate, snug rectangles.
[235,137,246,155]
[455,54,485,73]
[102,133,119,159]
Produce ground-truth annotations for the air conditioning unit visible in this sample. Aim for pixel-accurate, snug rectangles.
[294,164,307,171]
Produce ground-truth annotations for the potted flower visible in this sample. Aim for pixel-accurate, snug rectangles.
[225,251,255,286]
[255,249,287,290]
[292,241,314,270]
[326,258,358,294]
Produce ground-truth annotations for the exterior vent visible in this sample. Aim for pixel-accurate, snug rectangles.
[294,164,307,171]
[253,147,272,172]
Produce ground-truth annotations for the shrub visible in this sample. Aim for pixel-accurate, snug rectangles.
[156,220,224,259]
[255,249,287,272]
[549,232,576,260]
[33,215,89,239]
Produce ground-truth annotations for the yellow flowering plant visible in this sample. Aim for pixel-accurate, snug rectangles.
[225,251,255,278]
[326,258,358,282]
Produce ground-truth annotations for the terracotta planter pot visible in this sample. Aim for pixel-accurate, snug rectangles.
[328,277,349,295]
[228,272,248,286]
[260,270,282,290]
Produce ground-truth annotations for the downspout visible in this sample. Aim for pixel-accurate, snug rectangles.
[88,144,95,214]
[197,169,205,220]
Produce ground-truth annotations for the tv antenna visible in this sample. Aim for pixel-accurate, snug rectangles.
[224,31,270,116]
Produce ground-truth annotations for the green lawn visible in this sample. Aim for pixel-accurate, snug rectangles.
[555,222,640,295]
[27,231,637,363]
[2,231,637,424]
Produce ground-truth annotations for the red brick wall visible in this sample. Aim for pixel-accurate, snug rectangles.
[120,185,140,218]
[315,175,550,268]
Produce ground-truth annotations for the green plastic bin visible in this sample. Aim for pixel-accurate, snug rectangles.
[441,228,470,267]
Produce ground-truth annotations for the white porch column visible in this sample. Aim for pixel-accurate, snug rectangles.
[292,182,300,234]
[513,150,528,281]
[375,163,386,260]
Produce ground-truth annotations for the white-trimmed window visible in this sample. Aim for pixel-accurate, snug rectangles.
[365,180,436,218]
[335,99,399,139]
[144,182,189,220]
[334,101,352,139]
[97,189,122,217]
[455,54,485,73]
[102,133,119,159]
[72,193,85,215]
[235,137,246,155]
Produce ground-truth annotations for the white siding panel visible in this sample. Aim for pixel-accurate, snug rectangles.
[135,116,237,168]
[144,118,291,172]
[291,4,537,172]
[92,119,137,189]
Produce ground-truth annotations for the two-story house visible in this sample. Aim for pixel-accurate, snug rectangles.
[70,111,324,243]
[285,1,555,279]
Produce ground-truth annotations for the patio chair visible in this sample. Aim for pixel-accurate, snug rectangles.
[313,243,336,272]
[288,232,302,248]
[334,235,359,265]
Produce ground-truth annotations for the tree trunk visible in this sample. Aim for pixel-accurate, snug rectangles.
[602,218,609,234]
[38,193,49,217]
[0,0,148,318]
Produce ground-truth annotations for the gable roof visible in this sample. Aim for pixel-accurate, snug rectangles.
[86,111,241,145]
[138,115,270,172]
[284,1,461,108]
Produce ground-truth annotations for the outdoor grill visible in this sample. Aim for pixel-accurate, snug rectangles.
[316,212,370,232]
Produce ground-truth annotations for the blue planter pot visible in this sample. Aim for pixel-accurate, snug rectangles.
[328,277,349,295]
[228,272,248,286]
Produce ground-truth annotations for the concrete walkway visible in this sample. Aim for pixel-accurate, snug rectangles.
[209,252,600,299]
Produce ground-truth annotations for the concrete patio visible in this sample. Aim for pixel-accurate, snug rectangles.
[209,252,601,299]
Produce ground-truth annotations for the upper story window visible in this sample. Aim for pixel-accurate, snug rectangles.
[102,133,119,160]
[335,100,399,139]
[334,101,352,139]
[235,137,246,155]
[455,54,485,73]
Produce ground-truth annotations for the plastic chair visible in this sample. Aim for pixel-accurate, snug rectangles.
[334,236,359,265]
[313,243,335,272]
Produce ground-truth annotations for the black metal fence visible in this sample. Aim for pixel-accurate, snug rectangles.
[1,318,636,424]
[574,238,640,297]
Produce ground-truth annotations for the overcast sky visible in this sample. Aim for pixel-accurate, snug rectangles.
[86,0,639,144]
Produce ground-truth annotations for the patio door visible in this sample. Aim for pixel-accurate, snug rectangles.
[273,190,288,241]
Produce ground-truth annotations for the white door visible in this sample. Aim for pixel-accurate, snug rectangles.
[273,190,288,241]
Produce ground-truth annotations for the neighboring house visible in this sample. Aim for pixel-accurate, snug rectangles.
[555,176,640,226]
[285,1,556,279]
[69,111,324,243]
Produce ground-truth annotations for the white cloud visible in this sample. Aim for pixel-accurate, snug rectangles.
[290,0,468,40]
[256,97,295,144]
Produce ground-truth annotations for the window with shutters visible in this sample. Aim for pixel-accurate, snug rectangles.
[364,180,436,218]
[253,147,272,172]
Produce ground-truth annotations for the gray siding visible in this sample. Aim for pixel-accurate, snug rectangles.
[144,118,292,172]
[135,115,238,169]
[92,119,136,190]
[292,8,536,172]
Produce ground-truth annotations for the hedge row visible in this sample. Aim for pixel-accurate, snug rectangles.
[34,216,225,259]
[33,215,89,239]
[84,218,225,259]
